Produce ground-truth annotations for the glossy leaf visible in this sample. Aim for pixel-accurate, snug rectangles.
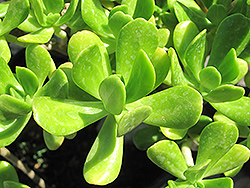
[83,115,123,185]
[0,113,31,148]
[199,66,221,91]
[42,0,64,14]
[201,177,233,188]
[231,58,248,85]
[18,12,41,33]
[125,49,156,103]
[204,144,250,177]
[206,4,227,25]
[0,36,10,63]
[116,18,158,83]
[81,0,112,37]
[224,164,243,177]
[196,122,239,176]
[16,67,39,98]
[147,140,188,180]
[212,96,250,127]
[127,86,202,129]
[204,85,245,103]
[0,0,29,36]
[29,0,46,26]
[99,75,126,115]
[25,44,52,86]
[68,30,111,76]
[121,0,136,15]
[133,126,165,151]
[208,14,250,67]
[3,181,30,188]
[0,95,31,121]
[17,27,55,44]
[43,130,64,151]
[132,0,155,20]
[0,2,9,18]
[117,105,152,137]
[0,161,18,188]
[33,97,108,136]
[160,127,188,140]
[184,29,206,80]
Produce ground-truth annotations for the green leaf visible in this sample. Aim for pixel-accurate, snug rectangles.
[68,30,111,76]
[0,2,9,18]
[33,97,108,136]
[0,113,31,148]
[81,0,112,37]
[196,122,239,176]
[72,44,107,99]
[29,0,46,26]
[116,18,158,83]
[3,181,30,188]
[16,67,39,98]
[83,115,123,185]
[204,85,245,103]
[17,27,55,43]
[231,58,248,85]
[147,140,188,180]
[108,5,129,19]
[224,164,243,177]
[133,126,165,151]
[43,130,64,151]
[126,49,156,103]
[199,66,221,91]
[0,36,10,63]
[0,0,29,36]
[42,0,64,14]
[0,161,19,188]
[99,75,126,115]
[126,86,202,129]
[245,71,250,88]
[0,95,31,121]
[158,28,170,48]
[211,96,250,126]
[132,0,155,20]
[201,177,233,188]
[160,127,188,140]
[25,44,52,86]
[204,144,250,177]
[121,0,136,15]
[208,14,250,67]
[206,4,227,26]
[117,105,152,137]
[18,12,41,33]
[184,29,206,80]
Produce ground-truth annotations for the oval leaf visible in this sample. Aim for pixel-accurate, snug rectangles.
[43,130,64,151]
[0,36,10,63]
[160,127,188,140]
[199,66,221,91]
[0,161,19,187]
[132,0,155,20]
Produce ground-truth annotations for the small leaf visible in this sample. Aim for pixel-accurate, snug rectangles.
[231,58,248,85]
[83,115,123,185]
[17,27,55,43]
[0,2,9,18]
[0,161,19,187]
[126,86,202,129]
[18,12,41,33]
[204,85,245,103]
[125,49,156,103]
[199,66,221,91]
[117,105,152,137]
[16,67,39,97]
[0,36,10,63]
[147,140,188,180]
[158,28,170,48]
[43,130,64,151]
[29,0,46,26]
[201,177,233,188]
[206,4,227,25]
[0,95,31,121]
[132,0,155,20]
[99,75,126,115]
[33,97,108,136]
[42,0,64,14]
[160,127,188,140]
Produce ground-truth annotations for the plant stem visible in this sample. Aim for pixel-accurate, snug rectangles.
[0,147,46,188]
[181,139,194,167]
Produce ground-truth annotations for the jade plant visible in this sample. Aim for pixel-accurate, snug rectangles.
[0,0,250,188]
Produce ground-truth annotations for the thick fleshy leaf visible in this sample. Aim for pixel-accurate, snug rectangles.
[18,12,41,33]
[0,0,29,36]
[16,67,39,97]
[0,2,9,18]
[0,95,31,121]
[147,140,188,180]
[117,105,152,137]
[25,44,52,86]
[0,113,31,148]
[133,126,165,151]
[196,122,239,176]
[204,144,250,177]
[0,36,10,63]
[211,96,250,126]
[121,0,136,15]
[199,66,221,92]
[43,130,64,151]
[204,85,245,103]
[184,29,206,80]
[224,164,243,177]
[3,181,31,188]
[208,14,250,67]
[72,44,107,99]
[231,58,248,85]
[160,127,188,140]
[150,48,170,89]
[158,28,170,48]
[81,0,112,37]
[17,27,55,43]
[109,5,129,19]
[132,0,154,20]
[29,0,46,26]
[83,115,123,185]
[68,30,111,75]
[206,4,227,25]
[201,177,233,188]
[33,97,108,136]
[126,86,202,129]
[116,18,158,83]
[125,49,156,103]
[0,161,19,188]
[42,0,64,14]
[173,21,199,69]
[99,75,126,115]
[0,58,23,95]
